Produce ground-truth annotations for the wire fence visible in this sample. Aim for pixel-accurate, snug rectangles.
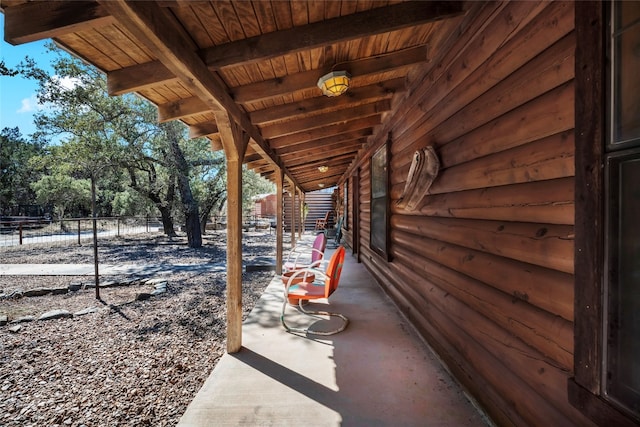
[0,216,162,251]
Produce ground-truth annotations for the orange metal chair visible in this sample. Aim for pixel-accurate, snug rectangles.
[283,232,327,272]
[281,246,348,335]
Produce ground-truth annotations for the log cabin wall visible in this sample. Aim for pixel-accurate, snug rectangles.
[348,2,593,426]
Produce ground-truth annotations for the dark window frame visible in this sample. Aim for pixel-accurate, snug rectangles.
[571,3,640,426]
[369,134,391,261]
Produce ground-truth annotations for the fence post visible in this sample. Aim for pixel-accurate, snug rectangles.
[117,217,120,237]
[146,215,149,233]
[19,223,23,245]
[77,220,81,245]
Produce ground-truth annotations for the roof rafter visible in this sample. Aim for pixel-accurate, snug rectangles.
[107,32,428,99]
[3,1,114,45]
[260,99,391,139]
[198,1,463,70]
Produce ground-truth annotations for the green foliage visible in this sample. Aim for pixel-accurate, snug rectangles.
[31,174,91,219]
[0,127,45,213]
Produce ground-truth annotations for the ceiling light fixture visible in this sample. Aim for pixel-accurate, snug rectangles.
[317,71,351,97]
[318,165,329,173]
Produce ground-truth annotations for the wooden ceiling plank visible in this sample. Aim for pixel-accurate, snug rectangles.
[269,115,381,149]
[250,77,405,125]
[104,27,426,100]
[285,142,362,168]
[287,150,359,168]
[280,137,367,161]
[3,1,115,45]
[276,130,371,155]
[199,1,463,69]
[260,99,391,139]
[233,44,427,103]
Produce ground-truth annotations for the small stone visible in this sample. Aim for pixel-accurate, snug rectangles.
[0,315,7,326]
[68,282,82,292]
[11,315,35,323]
[38,309,73,321]
[74,307,99,317]
[23,288,52,297]
[135,293,151,301]
[8,325,21,333]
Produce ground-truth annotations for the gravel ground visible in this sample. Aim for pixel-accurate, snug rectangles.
[0,231,279,427]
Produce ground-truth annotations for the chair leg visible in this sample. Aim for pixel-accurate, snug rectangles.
[280,298,349,335]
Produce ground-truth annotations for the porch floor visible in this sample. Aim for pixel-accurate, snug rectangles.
[178,241,491,427]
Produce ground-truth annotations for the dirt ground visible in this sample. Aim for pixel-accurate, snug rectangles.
[0,231,279,427]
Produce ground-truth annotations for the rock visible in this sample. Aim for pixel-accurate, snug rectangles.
[8,325,21,333]
[135,292,152,301]
[74,307,99,317]
[145,278,167,285]
[68,282,82,292]
[0,315,7,326]
[11,315,35,324]
[23,288,52,297]
[38,309,73,321]
[151,288,166,296]
[50,287,69,295]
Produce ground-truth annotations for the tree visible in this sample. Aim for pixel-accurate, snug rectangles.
[31,174,91,220]
[0,127,44,214]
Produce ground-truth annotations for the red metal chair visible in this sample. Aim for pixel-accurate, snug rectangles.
[283,232,327,272]
[314,211,333,231]
[281,246,348,335]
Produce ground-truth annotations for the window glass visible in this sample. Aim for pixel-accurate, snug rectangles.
[370,143,389,260]
[605,3,640,417]
[606,152,640,414]
[612,4,640,145]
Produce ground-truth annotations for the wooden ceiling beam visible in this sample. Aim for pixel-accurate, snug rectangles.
[233,45,428,104]
[280,141,365,164]
[285,148,362,168]
[288,153,357,170]
[3,1,114,45]
[99,0,299,188]
[108,60,177,96]
[275,130,371,156]
[198,1,463,70]
[189,123,218,139]
[106,42,425,101]
[158,95,211,122]
[250,78,405,126]
[260,99,391,139]
[268,116,381,149]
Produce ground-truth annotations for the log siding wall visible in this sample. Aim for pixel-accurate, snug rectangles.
[349,2,594,426]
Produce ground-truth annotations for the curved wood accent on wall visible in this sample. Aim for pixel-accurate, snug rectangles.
[349,2,593,426]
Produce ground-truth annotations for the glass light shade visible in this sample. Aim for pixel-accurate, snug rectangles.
[318,165,329,173]
[317,71,351,97]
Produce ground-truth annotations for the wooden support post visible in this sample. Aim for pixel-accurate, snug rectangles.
[297,188,303,239]
[276,169,284,275]
[217,112,249,354]
[290,184,296,248]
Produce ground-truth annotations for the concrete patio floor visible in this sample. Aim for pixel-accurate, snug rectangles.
[178,240,492,427]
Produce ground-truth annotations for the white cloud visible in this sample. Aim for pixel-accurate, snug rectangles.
[53,75,81,91]
[16,94,41,113]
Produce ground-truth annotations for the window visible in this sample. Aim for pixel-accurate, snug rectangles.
[370,137,390,260]
[604,2,640,415]
[572,3,640,425]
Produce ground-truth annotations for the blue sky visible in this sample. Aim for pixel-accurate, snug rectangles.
[0,13,58,139]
